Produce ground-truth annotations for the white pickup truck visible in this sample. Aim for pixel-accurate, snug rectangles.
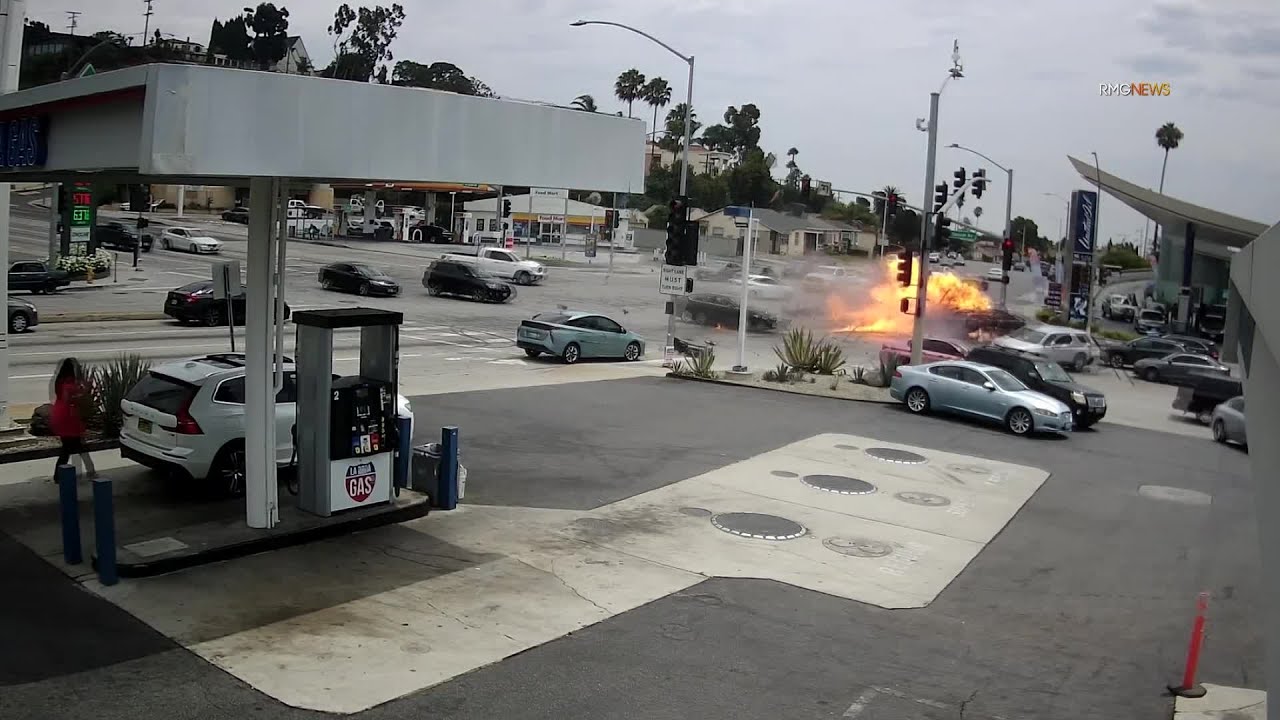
[441,247,546,285]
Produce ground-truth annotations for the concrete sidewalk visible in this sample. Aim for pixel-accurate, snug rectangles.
[1175,684,1266,719]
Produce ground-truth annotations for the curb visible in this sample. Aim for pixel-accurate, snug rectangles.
[44,311,169,324]
[0,438,120,465]
[666,372,896,405]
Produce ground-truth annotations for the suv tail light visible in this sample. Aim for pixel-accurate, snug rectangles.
[169,392,203,435]
[893,369,903,378]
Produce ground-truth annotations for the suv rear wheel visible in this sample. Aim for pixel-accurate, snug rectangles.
[209,441,246,497]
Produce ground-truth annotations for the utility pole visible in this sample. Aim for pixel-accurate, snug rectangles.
[0,0,28,430]
[911,92,940,367]
[143,0,155,44]
[66,10,81,34]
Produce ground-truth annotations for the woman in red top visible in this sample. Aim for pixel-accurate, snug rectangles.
[50,357,96,478]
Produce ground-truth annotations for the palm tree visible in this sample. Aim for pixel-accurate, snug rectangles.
[570,94,597,112]
[641,77,671,164]
[786,147,798,168]
[614,69,646,118]
[784,147,800,188]
[1151,122,1183,254]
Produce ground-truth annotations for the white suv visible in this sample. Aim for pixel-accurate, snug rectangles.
[119,353,411,494]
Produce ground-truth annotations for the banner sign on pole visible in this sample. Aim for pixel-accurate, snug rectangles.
[1069,189,1097,262]
[585,235,597,258]
[1046,281,1062,308]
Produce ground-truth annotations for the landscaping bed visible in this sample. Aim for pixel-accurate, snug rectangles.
[669,370,892,404]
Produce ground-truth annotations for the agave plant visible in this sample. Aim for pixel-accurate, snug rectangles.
[849,365,868,385]
[85,354,151,438]
[813,344,846,375]
[774,327,819,371]
[875,352,904,388]
[687,350,716,378]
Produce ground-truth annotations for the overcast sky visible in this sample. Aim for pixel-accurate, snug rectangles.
[30,0,1280,245]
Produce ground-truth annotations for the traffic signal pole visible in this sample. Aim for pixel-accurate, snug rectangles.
[911,92,941,366]
[1000,167,1014,309]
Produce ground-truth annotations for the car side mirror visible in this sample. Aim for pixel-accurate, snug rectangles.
[983,382,996,391]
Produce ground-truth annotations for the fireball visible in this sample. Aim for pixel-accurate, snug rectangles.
[828,259,991,334]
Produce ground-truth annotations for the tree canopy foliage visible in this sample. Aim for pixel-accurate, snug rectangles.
[210,3,291,69]
[392,60,493,96]
[323,3,405,82]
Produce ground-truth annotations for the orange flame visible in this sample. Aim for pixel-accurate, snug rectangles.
[828,260,992,334]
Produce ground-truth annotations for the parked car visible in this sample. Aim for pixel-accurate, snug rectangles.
[1101,336,1187,368]
[1134,308,1168,335]
[801,265,853,291]
[1161,334,1219,360]
[675,293,779,331]
[967,345,1107,428]
[318,263,400,296]
[516,311,645,364]
[730,274,794,301]
[1100,293,1137,321]
[697,262,741,282]
[879,337,970,367]
[422,259,515,303]
[118,353,411,494]
[889,360,1074,436]
[8,260,69,294]
[8,295,38,333]
[161,227,222,253]
[408,221,453,244]
[1210,396,1247,448]
[1133,352,1230,384]
[1196,304,1227,343]
[441,247,545,285]
[1173,374,1243,425]
[994,325,1098,370]
[220,207,250,224]
[164,280,292,326]
[96,221,153,252]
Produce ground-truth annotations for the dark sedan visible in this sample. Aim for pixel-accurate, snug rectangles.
[96,221,153,252]
[164,280,292,326]
[1103,336,1190,368]
[422,260,514,303]
[8,261,70,294]
[318,262,401,296]
[676,293,779,331]
[221,207,251,224]
[959,308,1025,333]
[1133,352,1230,384]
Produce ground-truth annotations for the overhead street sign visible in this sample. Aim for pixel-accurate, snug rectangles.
[950,229,979,241]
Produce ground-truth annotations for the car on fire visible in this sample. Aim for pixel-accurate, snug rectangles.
[879,337,970,367]
[890,360,1074,436]
[516,311,645,364]
[676,293,779,331]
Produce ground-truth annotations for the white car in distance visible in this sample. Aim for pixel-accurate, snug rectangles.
[731,273,794,301]
[161,227,222,254]
[986,266,1005,281]
[801,265,853,291]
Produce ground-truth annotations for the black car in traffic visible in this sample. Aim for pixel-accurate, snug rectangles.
[318,262,400,296]
[221,207,250,224]
[164,280,292,326]
[96,221,153,252]
[409,222,453,243]
[8,260,70,294]
[967,345,1107,428]
[676,293,779,331]
[422,260,514,303]
[1102,336,1190,368]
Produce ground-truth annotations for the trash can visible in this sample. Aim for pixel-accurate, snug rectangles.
[411,443,441,499]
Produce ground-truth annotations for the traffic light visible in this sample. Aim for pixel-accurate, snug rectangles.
[887,194,899,217]
[1001,237,1014,274]
[502,199,512,217]
[972,169,987,199]
[665,195,689,265]
[953,167,966,190]
[935,215,952,250]
[801,175,811,198]
[896,250,914,287]
[933,183,948,213]
[680,215,700,266]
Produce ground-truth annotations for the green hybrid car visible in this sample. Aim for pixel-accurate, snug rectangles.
[517,311,646,364]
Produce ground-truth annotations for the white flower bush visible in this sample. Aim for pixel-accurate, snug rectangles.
[55,249,113,275]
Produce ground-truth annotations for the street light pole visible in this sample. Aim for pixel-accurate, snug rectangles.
[571,19,695,366]
[911,91,940,367]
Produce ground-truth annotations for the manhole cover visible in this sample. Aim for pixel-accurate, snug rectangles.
[679,507,713,517]
[1138,485,1212,506]
[710,512,807,541]
[894,491,951,507]
[834,444,860,450]
[801,474,877,495]
[770,470,799,478]
[824,537,894,557]
[865,447,928,465]
[946,463,990,474]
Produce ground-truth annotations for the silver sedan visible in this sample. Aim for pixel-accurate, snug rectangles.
[889,360,1074,436]
[1211,396,1248,449]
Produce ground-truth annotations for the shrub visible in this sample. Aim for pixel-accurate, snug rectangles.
[669,359,687,376]
[687,350,716,379]
[1035,308,1067,325]
[84,354,151,438]
[55,249,113,275]
[813,344,847,375]
[1095,328,1138,343]
[774,328,819,371]
[875,353,903,388]
[764,362,791,383]
[849,366,868,385]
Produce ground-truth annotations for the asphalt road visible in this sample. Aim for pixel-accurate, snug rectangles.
[3,376,1259,720]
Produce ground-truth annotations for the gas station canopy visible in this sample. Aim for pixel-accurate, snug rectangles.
[0,63,646,191]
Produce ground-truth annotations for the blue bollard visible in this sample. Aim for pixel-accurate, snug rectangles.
[437,426,459,510]
[92,476,118,586]
[394,415,413,494]
[56,464,82,565]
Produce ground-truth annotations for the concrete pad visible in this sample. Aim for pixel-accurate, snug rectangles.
[396,355,666,397]
[1175,683,1266,719]
[0,450,136,487]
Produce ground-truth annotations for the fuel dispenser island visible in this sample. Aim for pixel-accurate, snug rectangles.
[292,308,407,516]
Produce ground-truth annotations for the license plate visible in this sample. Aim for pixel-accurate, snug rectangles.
[137,418,152,434]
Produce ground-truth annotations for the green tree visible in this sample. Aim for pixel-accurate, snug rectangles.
[570,94,597,112]
[660,103,700,152]
[725,147,781,206]
[243,3,291,70]
[324,3,406,82]
[392,60,492,96]
[614,69,645,118]
[784,147,800,189]
[702,104,761,160]
[642,77,671,160]
[1009,216,1049,253]
[1151,121,1184,252]
[889,208,921,247]
[209,16,253,61]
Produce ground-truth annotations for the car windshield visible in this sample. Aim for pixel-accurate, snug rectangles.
[351,264,391,279]
[986,369,1027,392]
[1140,310,1164,321]
[1007,328,1047,344]
[1035,361,1072,382]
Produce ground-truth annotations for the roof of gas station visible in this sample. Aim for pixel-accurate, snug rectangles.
[1067,155,1268,249]
[0,63,646,192]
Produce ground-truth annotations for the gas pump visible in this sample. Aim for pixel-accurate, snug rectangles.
[293,308,405,516]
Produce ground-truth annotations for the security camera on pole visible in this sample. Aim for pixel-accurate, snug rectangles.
[910,40,964,366]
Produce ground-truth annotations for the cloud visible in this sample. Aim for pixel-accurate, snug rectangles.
[1126,53,1200,76]
[1220,25,1280,58]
